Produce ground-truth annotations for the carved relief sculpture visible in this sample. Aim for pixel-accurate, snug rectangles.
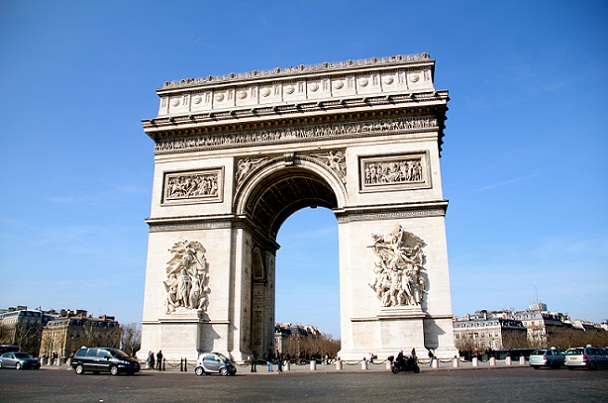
[368,225,427,307]
[236,157,268,186]
[162,169,223,204]
[311,150,346,183]
[164,240,211,313]
[360,153,430,192]
[364,158,423,185]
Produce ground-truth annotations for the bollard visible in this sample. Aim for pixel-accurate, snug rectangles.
[519,356,526,366]
[472,357,478,367]
[336,360,343,370]
[506,356,512,366]
[361,360,368,370]
[310,360,317,371]
[490,357,496,367]
[385,361,391,370]
[285,361,290,372]
[453,357,459,368]
[432,358,439,369]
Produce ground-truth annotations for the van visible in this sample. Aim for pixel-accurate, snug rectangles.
[71,347,140,375]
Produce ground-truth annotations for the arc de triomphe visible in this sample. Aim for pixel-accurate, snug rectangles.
[140,53,458,361]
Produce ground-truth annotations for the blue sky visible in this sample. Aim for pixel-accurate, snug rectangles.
[1,0,606,339]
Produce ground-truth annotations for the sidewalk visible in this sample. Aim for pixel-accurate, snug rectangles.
[44,358,531,374]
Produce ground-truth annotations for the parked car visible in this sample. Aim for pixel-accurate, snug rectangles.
[564,346,608,370]
[0,352,41,370]
[529,348,564,369]
[71,347,140,375]
[194,352,237,376]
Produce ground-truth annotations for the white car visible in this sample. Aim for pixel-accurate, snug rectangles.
[565,346,608,370]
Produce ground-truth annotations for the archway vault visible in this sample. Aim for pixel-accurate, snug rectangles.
[236,161,343,239]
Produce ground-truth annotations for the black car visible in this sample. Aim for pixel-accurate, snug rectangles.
[71,347,140,375]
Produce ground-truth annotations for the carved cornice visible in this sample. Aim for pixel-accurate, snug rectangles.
[146,215,234,233]
[161,53,432,89]
[335,200,448,223]
[144,91,448,136]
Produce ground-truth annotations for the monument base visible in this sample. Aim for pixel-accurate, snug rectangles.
[339,307,430,361]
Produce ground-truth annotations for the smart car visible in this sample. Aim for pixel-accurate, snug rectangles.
[71,347,140,375]
[194,352,236,376]
[0,352,41,370]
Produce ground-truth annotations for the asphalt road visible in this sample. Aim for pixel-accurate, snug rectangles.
[1,366,607,402]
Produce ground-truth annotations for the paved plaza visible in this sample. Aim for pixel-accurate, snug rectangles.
[2,361,606,402]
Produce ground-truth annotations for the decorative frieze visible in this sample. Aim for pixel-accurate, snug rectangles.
[336,207,446,223]
[154,116,438,154]
[162,168,224,205]
[147,220,232,233]
[359,152,431,192]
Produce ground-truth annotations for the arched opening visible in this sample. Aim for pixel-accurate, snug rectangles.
[242,166,339,238]
[275,207,340,337]
[241,165,341,356]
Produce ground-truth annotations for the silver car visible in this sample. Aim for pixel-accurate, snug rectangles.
[194,352,236,376]
[0,352,41,370]
[529,348,564,369]
[565,346,608,370]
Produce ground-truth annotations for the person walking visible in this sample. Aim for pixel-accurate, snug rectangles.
[265,350,273,372]
[276,350,282,373]
[147,351,155,370]
[428,349,435,367]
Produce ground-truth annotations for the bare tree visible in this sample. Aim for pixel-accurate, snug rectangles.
[120,323,141,356]
[13,323,42,355]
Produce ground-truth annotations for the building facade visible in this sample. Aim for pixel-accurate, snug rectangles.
[0,307,55,356]
[453,311,527,352]
[0,307,121,359]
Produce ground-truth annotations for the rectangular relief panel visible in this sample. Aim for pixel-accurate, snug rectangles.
[162,167,224,205]
[359,152,431,192]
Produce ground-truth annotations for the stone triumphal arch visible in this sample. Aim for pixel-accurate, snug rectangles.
[140,53,458,362]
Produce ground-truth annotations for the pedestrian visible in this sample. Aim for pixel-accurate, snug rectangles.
[265,350,273,372]
[250,352,257,373]
[411,348,417,361]
[156,350,163,371]
[428,349,435,367]
[276,350,282,373]
[148,351,155,370]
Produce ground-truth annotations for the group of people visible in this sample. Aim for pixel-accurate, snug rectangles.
[264,350,284,372]
[147,350,164,370]
[394,348,435,367]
